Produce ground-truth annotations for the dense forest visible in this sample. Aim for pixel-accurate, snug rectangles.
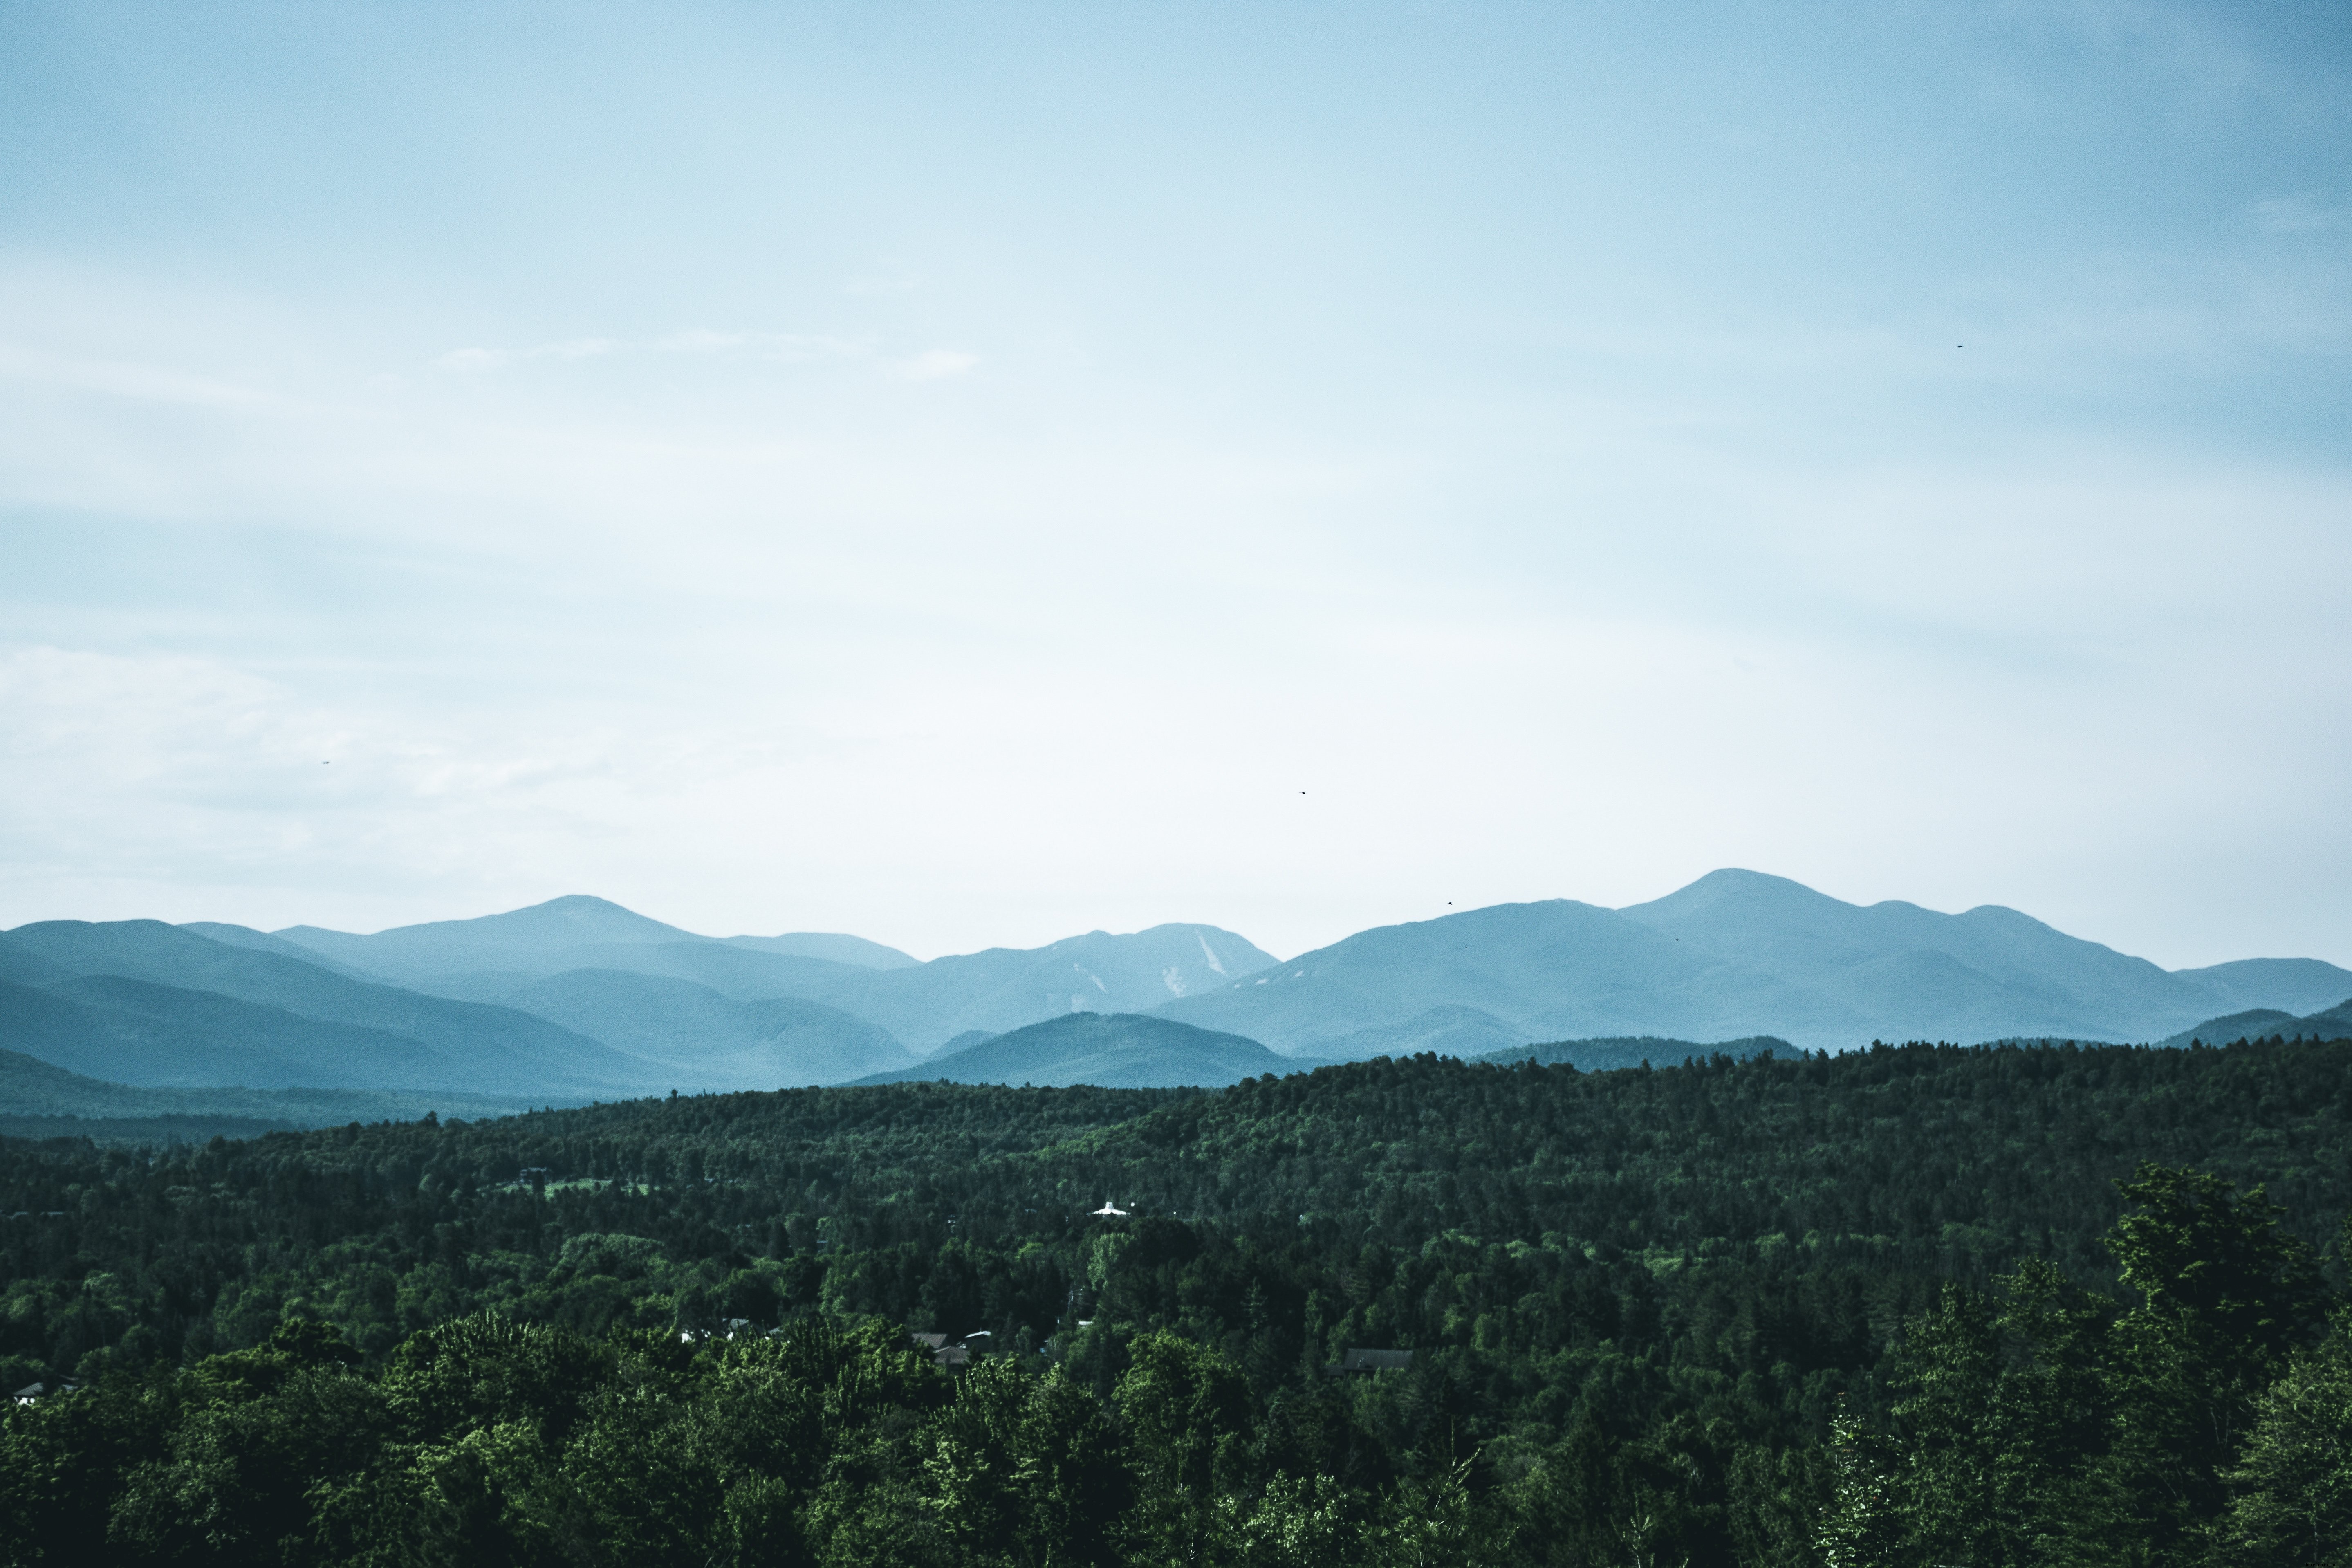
[5,1036,2352,1566]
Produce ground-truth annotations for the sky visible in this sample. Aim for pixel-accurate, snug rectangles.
[0,1,2347,967]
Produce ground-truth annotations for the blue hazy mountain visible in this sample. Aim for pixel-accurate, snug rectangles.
[848,1012,1299,1088]
[2275,998,2352,1039]
[0,1043,547,1137]
[1474,1035,1801,1071]
[0,921,652,1095]
[177,922,396,982]
[276,895,918,980]
[273,895,722,981]
[278,900,1279,1052]
[9,877,2345,1102]
[444,969,915,1087]
[0,938,71,989]
[2150,1009,2294,1051]
[797,925,1281,1053]
[274,895,913,978]
[1156,897,1821,1057]
[2153,996,2352,1050]
[0,976,450,1089]
[4,908,1278,1100]
[399,941,869,1006]
[1156,871,2352,1055]
[720,933,919,969]
[2160,959,2352,1020]
[1614,870,2345,1043]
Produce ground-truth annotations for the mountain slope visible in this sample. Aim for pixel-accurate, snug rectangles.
[424,921,1282,1050]
[0,921,653,1095]
[263,899,1274,1051]
[2154,997,2352,1050]
[177,922,394,982]
[14,976,452,1089]
[0,1044,549,1133]
[401,940,867,1002]
[275,899,919,984]
[849,1012,1296,1088]
[721,933,919,970]
[1156,899,1840,1056]
[2151,1009,2297,1052]
[785,924,1281,1051]
[2283,998,2352,1039]
[1620,870,2234,1042]
[0,940,72,988]
[272,895,711,980]
[484,969,914,1087]
[1160,873,2352,1055]
[2168,958,2352,1019]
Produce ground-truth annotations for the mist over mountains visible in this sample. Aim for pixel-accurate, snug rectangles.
[0,872,2345,1114]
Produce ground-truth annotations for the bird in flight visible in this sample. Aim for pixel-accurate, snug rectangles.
[1091,1200,1129,1218]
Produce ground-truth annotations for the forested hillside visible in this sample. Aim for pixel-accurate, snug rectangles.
[5,1037,2351,1566]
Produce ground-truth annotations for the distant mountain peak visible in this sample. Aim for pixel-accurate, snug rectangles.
[530,894,645,918]
[277,895,700,956]
[1620,868,1843,917]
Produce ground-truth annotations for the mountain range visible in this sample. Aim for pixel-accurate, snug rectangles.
[1157,871,2352,1057]
[257,896,1274,1053]
[1,872,2345,1109]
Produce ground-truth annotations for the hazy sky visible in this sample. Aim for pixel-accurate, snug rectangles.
[2,2,2347,966]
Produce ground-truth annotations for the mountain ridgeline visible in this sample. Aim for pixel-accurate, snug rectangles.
[0,874,2346,1109]
[1157,872,2352,1057]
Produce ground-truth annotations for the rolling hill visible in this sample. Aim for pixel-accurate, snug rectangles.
[2155,996,2352,1051]
[2161,958,2352,1019]
[848,1012,1300,1088]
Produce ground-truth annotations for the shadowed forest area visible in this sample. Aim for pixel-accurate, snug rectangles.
[5,1036,2352,1566]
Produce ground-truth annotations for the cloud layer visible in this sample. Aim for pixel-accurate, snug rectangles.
[0,2,2346,965]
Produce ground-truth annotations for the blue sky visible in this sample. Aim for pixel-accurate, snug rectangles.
[1,1,2346,965]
